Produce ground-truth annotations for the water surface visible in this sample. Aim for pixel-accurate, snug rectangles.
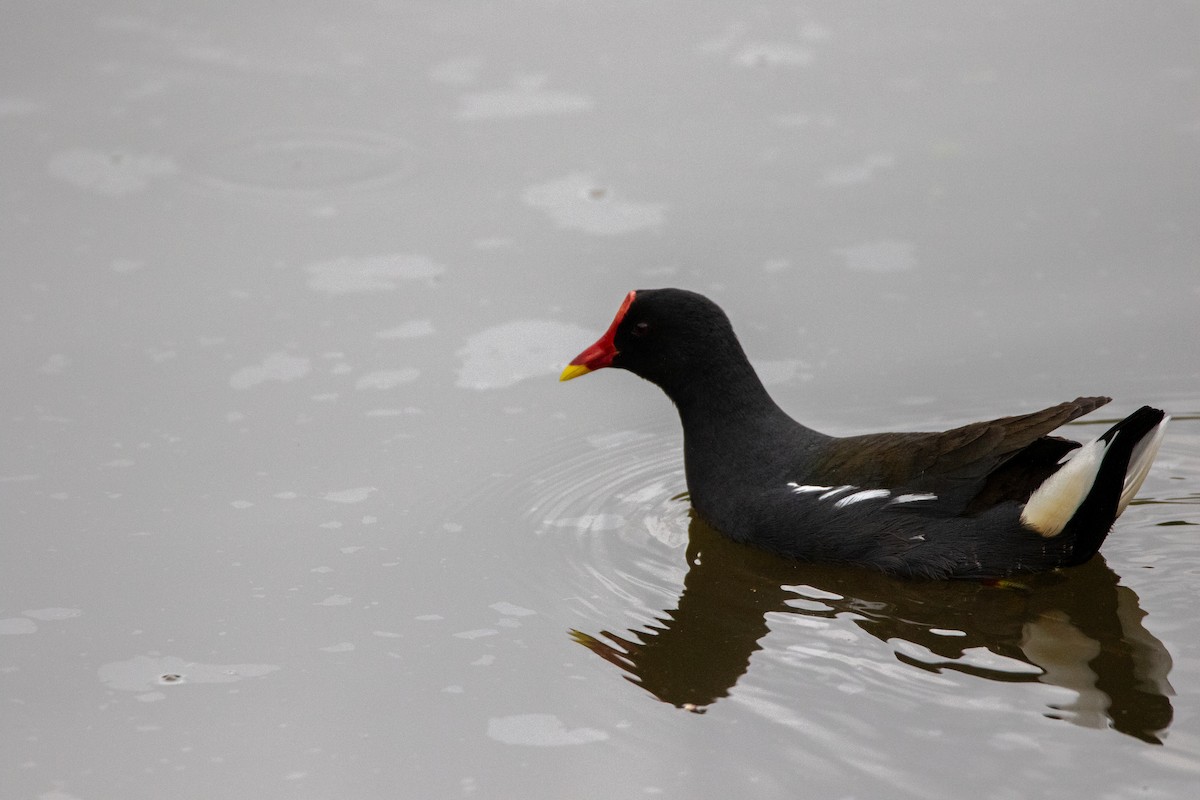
[3,2,1199,798]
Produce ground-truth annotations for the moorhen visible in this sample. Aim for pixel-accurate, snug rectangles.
[560,289,1169,579]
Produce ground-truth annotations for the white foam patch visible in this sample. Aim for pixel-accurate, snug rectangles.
[305,254,444,293]
[523,173,666,236]
[456,320,596,389]
[38,354,71,375]
[0,618,37,635]
[833,239,916,273]
[732,43,815,68]
[490,602,536,617]
[487,714,608,747]
[428,57,482,87]
[754,359,812,386]
[23,608,82,621]
[36,789,83,800]
[98,655,279,692]
[544,514,625,532]
[322,487,376,504]
[821,153,896,187]
[229,352,310,390]
[0,97,42,116]
[48,148,179,196]
[375,320,434,339]
[355,369,420,390]
[111,258,144,274]
[457,75,593,120]
[454,629,498,640]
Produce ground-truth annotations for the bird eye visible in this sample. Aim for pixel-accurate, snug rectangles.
[631,321,650,338]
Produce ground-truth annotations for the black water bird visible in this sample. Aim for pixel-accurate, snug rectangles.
[560,289,1169,579]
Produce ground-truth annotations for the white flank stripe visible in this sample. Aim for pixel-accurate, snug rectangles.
[891,493,938,504]
[1117,416,1169,516]
[818,485,856,501]
[834,489,891,508]
[1020,435,1111,538]
[788,483,832,494]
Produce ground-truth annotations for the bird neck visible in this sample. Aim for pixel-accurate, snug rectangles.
[667,359,815,526]
[667,356,796,442]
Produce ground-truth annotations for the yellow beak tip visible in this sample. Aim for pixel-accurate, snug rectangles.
[559,364,592,382]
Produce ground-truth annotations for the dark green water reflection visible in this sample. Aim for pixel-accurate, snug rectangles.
[573,515,1174,744]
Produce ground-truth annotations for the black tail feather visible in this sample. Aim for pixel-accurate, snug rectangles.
[1057,406,1166,565]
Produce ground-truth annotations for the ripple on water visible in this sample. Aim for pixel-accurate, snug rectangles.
[453,428,690,628]
[527,432,688,550]
[183,127,416,208]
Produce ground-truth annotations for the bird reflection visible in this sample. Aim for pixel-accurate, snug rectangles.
[571,515,1174,744]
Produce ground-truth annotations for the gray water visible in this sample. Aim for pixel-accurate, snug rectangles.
[3,2,1200,798]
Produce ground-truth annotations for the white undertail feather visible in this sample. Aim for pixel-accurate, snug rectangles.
[1116,416,1170,516]
[1020,435,1112,538]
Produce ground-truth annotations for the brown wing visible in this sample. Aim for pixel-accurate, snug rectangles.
[810,396,1111,508]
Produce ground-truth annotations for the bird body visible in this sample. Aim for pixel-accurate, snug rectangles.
[561,288,1169,579]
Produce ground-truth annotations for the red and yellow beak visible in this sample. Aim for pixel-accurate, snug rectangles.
[559,290,636,382]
